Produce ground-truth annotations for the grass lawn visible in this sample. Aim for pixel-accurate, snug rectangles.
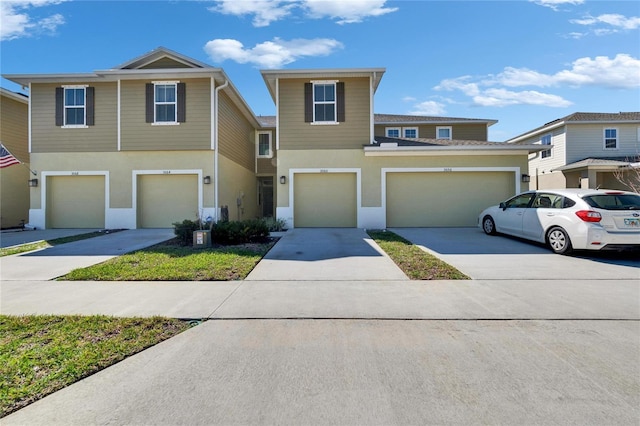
[61,238,275,281]
[0,315,190,417]
[0,231,117,257]
[367,230,469,280]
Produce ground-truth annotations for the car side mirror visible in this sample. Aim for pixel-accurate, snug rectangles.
[499,202,507,211]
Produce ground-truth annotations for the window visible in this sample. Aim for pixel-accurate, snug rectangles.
[532,193,571,209]
[145,82,185,124]
[304,81,345,124]
[504,193,535,208]
[541,134,552,158]
[403,127,418,138]
[257,132,272,158]
[436,126,452,140]
[604,128,618,149]
[385,127,400,138]
[55,86,94,127]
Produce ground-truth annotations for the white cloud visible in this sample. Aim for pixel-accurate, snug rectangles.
[402,96,416,102]
[473,89,572,108]
[409,101,446,116]
[570,13,640,35]
[203,37,344,68]
[1,0,65,41]
[531,0,584,11]
[553,54,640,89]
[210,0,397,26]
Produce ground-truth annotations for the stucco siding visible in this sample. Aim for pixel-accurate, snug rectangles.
[278,78,371,149]
[218,92,255,171]
[120,78,211,151]
[218,154,258,221]
[31,82,118,152]
[565,123,640,163]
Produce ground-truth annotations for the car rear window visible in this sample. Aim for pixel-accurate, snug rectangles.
[583,194,640,210]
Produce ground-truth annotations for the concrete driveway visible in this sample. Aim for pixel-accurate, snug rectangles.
[246,228,408,281]
[392,228,640,280]
[0,229,175,281]
[0,228,101,248]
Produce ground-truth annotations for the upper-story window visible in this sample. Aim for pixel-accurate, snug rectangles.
[257,131,272,158]
[436,126,452,140]
[304,81,345,124]
[145,82,186,125]
[403,127,418,138]
[55,85,94,128]
[604,128,618,149]
[541,134,552,158]
[385,127,400,138]
[385,127,418,138]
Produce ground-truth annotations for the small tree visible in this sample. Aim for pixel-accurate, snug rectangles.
[613,157,640,193]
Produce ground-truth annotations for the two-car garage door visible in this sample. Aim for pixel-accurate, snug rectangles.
[386,171,514,227]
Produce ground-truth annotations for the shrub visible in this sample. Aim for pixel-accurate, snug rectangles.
[172,219,200,245]
[264,217,287,232]
[210,219,269,244]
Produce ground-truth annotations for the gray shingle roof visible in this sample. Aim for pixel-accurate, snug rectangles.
[553,156,640,171]
[372,136,508,147]
[374,113,497,124]
[257,116,276,127]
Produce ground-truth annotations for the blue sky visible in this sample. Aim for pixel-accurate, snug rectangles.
[1,0,639,140]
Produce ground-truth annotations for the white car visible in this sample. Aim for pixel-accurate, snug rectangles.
[478,189,640,254]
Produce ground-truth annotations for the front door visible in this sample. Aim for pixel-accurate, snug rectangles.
[258,177,274,218]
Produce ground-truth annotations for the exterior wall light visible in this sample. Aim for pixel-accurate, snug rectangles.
[28,178,38,187]
[521,174,531,183]
[280,175,286,184]
[203,176,211,184]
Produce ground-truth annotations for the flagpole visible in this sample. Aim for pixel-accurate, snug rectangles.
[0,143,36,175]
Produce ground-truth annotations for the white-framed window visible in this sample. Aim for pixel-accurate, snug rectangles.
[257,131,272,158]
[313,81,336,123]
[436,126,452,140]
[385,127,401,138]
[154,81,177,124]
[63,85,87,127]
[541,134,552,158]
[604,128,618,149]
[403,127,418,138]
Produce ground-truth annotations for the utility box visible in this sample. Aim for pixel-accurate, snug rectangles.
[193,230,212,248]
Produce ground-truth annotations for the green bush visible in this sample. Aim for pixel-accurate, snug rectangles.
[264,217,287,232]
[210,219,269,244]
[172,219,200,245]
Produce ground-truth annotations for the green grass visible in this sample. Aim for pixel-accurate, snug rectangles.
[0,315,190,417]
[0,231,114,257]
[61,239,275,281]
[367,230,469,280]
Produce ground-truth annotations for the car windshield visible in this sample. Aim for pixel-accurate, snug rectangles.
[582,193,640,210]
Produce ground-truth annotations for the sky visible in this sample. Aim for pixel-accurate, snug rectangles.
[1,0,639,141]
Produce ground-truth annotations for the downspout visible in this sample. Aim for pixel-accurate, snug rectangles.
[214,77,229,221]
[370,72,376,144]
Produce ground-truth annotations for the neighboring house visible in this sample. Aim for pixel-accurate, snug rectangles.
[506,112,640,191]
[0,88,30,229]
[260,69,543,228]
[4,47,267,229]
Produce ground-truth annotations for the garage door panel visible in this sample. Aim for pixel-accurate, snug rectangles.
[47,176,105,228]
[294,173,357,228]
[137,175,198,228]
[387,172,514,227]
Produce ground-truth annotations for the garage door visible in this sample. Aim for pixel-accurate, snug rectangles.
[294,173,357,227]
[47,175,105,228]
[137,174,198,228]
[386,171,514,227]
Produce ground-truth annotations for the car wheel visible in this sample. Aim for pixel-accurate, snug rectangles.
[482,216,497,235]
[547,227,573,255]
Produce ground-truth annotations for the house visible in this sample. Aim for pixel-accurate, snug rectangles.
[4,47,268,229]
[0,88,30,229]
[506,112,640,191]
[260,68,543,228]
[4,48,543,230]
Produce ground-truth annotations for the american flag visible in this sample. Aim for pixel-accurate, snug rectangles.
[1,144,21,168]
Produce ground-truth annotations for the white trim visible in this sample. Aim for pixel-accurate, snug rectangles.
[603,127,619,150]
[28,82,32,153]
[370,74,375,144]
[403,127,419,138]
[275,78,280,151]
[152,81,179,124]
[311,80,337,124]
[257,131,273,159]
[117,79,121,151]
[385,127,401,137]
[380,167,521,227]
[62,86,87,127]
[436,126,452,140]
[287,168,362,229]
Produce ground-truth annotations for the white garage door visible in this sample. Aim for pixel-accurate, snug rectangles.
[294,173,357,228]
[137,174,198,228]
[47,175,105,228]
[386,171,514,227]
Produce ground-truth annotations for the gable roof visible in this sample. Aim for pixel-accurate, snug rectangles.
[112,47,212,70]
[507,112,640,144]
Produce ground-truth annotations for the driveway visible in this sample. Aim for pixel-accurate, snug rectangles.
[0,229,175,281]
[0,228,101,248]
[246,228,408,281]
[392,227,640,280]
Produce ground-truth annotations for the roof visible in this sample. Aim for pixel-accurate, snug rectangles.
[366,136,545,154]
[507,112,640,144]
[0,87,28,104]
[261,68,385,103]
[553,156,640,172]
[374,113,497,126]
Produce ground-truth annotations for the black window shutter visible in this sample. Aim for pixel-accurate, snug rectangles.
[177,82,186,123]
[304,83,313,122]
[336,82,345,122]
[55,87,64,126]
[145,83,154,123]
[86,87,95,126]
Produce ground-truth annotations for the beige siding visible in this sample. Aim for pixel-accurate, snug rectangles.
[257,158,277,174]
[31,83,118,152]
[137,174,198,228]
[279,78,371,149]
[218,91,255,171]
[120,78,211,151]
[521,128,567,177]
[139,58,192,69]
[47,175,105,228]
[565,123,640,163]
[1,94,29,161]
[294,173,357,227]
[375,123,488,141]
